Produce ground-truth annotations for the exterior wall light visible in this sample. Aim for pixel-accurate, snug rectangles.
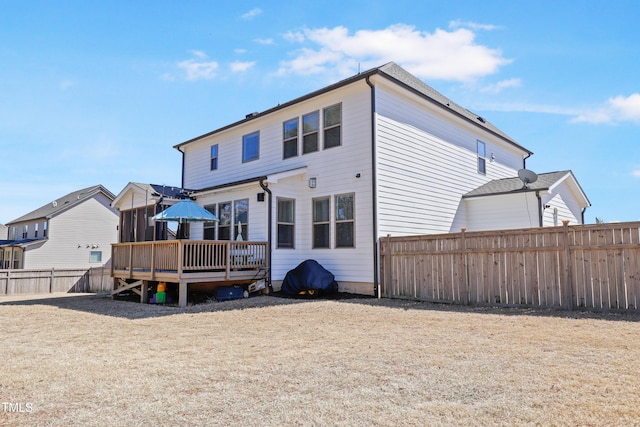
[308,177,317,188]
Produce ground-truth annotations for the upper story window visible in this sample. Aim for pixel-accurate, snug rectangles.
[477,140,486,174]
[283,118,298,159]
[302,111,319,154]
[9,226,17,240]
[210,145,219,170]
[323,103,341,149]
[43,221,47,237]
[242,131,260,163]
[22,225,28,239]
[34,223,39,238]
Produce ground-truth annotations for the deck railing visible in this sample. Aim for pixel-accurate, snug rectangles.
[111,240,268,278]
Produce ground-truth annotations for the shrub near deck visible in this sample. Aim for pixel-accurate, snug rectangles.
[1,293,639,426]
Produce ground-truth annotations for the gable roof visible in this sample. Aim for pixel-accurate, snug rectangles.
[463,170,591,207]
[111,182,192,208]
[173,62,532,155]
[7,185,115,225]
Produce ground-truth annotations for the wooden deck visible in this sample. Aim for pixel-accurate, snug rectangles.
[111,240,268,307]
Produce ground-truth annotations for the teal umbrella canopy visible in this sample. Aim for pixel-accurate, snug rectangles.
[152,200,219,223]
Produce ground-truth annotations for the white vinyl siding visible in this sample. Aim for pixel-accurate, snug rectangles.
[374,77,527,236]
[21,193,118,269]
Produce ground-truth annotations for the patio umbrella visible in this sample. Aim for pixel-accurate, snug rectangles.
[152,200,219,223]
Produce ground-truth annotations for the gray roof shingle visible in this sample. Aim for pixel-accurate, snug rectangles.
[463,171,573,198]
[174,62,532,155]
[7,185,115,224]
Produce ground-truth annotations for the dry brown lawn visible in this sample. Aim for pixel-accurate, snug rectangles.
[1,292,640,426]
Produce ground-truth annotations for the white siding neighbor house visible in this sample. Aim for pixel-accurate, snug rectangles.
[1,185,118,269]
[112,62,590,299]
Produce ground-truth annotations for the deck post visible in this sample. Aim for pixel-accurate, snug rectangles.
[179,281,188,308]
[141,280,149,303]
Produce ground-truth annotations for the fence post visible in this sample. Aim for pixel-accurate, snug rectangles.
[562,221,574,310]
[384,234,392,298]
[461,228,469,304]
[49,268,54,293]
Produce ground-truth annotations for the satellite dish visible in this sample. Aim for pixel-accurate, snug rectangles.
[518,168,538,189]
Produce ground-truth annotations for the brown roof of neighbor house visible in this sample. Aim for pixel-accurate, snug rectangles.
[173,62,532,155]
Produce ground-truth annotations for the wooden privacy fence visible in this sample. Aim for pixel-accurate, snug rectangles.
[0,267,112,295]
[380,221,640,311]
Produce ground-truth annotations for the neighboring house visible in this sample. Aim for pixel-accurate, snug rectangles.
[0,185,118,269]
[462,170,589,230]
[111,183,191,242]
[113,62,590,296]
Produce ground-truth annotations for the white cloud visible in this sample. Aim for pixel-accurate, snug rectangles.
[230,61,255,72]
[480,78,522,94]
[449,20,501,31]
[190,50,208,59]
[572,93,640,124]
[235,48,248,54]
[241,8,262,20]
[255,38,274,45]
[178,58,219,80]
[277,24,510,82]
[632,170,640,178]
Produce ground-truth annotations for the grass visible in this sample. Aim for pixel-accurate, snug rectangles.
[1,292,640,426]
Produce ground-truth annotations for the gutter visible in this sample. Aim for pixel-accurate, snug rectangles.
[259,178,273,289]
[366,76,380,298]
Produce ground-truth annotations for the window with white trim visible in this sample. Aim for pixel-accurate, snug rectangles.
[323,103,341,149]
[277,198,295,248]
[283,118,298,159]
[242,131,260,163]
[312,197,330,248]
[302,111,319,154]
[335,193,355,248]
[210,145,219,170]
[477,140,486,174]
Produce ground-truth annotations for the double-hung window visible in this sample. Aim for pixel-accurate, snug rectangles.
[323,103,341,149]
[22,225,28,239]
[283,118,298,159]
[477,140,486,174]
[203,205,217,239]
[210,145,219,170]
[335,193,355,247]
[312,197,330,248]
[302,111,319,154]
[234,199,249,241]
[277,198,295,248]
[242,131,260,163]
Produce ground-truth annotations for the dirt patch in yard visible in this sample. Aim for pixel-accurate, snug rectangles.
[1,293,640,426]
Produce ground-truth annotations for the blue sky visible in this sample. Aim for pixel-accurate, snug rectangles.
[1,1,638,225]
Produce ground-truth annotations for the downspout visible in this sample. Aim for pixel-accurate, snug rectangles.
[180,148,186,188]
[581,207,588,224]
[523,152,532,169]
[259,178,273,289]
[536,191,543,227]
[365,76,380,298]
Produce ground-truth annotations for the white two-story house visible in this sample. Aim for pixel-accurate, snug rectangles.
[1,185,118,269]
[161,62,589,296]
